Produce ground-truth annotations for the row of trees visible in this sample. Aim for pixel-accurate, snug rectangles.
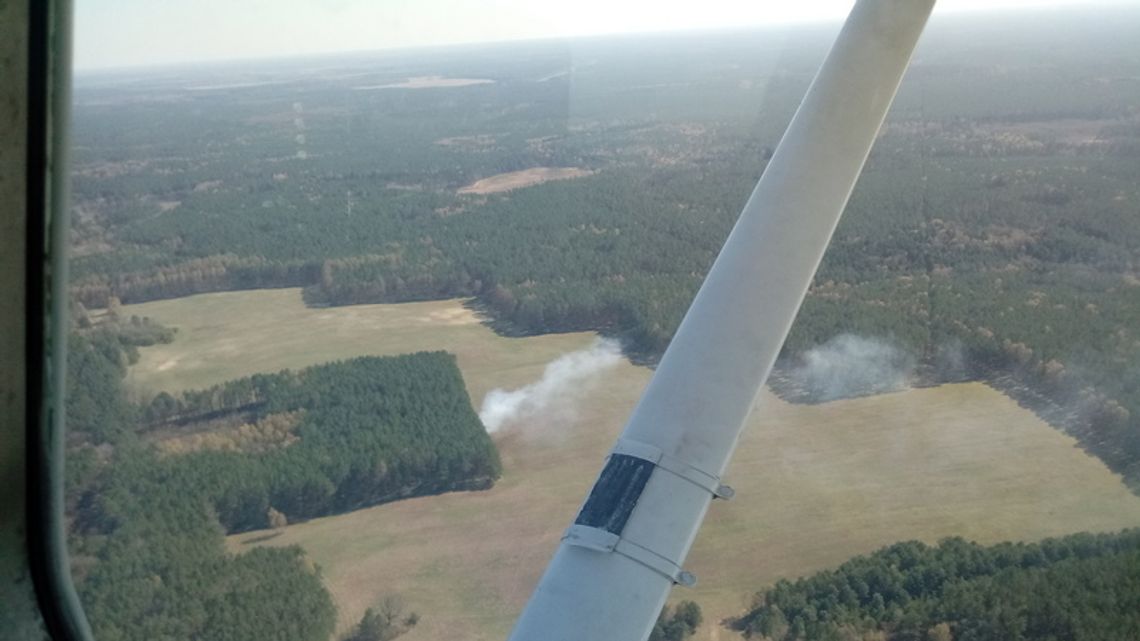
[734,530,1140,641]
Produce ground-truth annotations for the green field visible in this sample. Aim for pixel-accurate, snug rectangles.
[122,288,594,404]
[125,290,1140,641]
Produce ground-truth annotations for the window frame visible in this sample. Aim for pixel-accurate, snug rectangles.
[24,0,95,639]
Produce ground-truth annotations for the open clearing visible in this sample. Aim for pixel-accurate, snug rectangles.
[122,289,589,404]
[125,290,1140,641]
[457,167,594,195]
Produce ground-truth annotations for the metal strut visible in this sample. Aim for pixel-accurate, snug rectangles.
[507,2,936,639]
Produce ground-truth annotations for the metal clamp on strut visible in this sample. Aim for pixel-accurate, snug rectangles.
[560,438,734,587]
[563,524,697,587]
[610,438,735,500]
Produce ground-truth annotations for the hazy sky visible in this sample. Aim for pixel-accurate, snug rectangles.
[76,0,1137,70]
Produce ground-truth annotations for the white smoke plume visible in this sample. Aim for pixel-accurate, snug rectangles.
[794,334,915,402]
[479,338,623,434]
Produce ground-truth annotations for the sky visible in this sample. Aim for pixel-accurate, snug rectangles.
[76,0,1138,71]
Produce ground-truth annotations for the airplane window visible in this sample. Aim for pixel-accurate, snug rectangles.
[62,2,1140,641]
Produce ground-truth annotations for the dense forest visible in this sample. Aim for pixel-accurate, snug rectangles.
[69,10,1140,491]
[733,530,1140,641]
[138,352,501,531]
[65,325,498,641]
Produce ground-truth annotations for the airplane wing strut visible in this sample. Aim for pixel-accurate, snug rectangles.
[506,1,935,639]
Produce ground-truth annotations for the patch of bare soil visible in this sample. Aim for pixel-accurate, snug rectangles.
[435,134,496,148]
[457,167,595,195]
[354,76,494,90]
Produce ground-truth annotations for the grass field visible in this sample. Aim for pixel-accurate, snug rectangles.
[125,290,1140,641]
[122,288,594,404]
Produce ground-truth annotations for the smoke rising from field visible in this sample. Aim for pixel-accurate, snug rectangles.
[479,338,623,434]
[934,338,969,382]
[794,335,915,402]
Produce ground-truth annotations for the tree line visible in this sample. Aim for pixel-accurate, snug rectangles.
[71,144,1140,491]
[733,529,1140,641]
[140,352,502,532]
[66,328,499,641]
[67,331,335,641]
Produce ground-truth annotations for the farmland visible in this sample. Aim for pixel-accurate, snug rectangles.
[122,289,1140,640]
[122,288,594,404]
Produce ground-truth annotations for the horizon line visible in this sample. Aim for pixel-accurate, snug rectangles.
[74,1,1137,75]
